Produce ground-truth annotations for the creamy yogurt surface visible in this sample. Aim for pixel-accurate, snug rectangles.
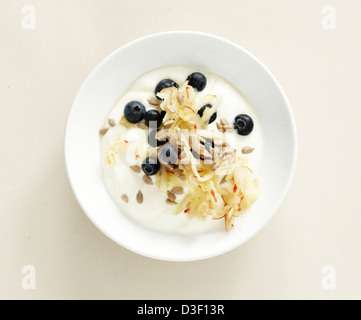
[100,66,264,234]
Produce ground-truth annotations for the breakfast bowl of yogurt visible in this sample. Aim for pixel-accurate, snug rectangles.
[65,31,297,261]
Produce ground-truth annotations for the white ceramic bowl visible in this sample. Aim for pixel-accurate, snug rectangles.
[65,31,297,261]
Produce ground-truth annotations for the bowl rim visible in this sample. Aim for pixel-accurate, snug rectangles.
[64,30,298,261]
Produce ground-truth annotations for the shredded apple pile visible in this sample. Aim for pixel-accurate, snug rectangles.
[105,81,259,231]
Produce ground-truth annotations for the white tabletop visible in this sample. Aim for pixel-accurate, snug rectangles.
[1,0,360,299]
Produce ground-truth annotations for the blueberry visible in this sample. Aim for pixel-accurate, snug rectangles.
[203,137,214,147]
[155,79,179,99]
[144,109,163,128]
[198,137,214,156]
[198,104,217,124]
[234,114,254,136]
[124,101,146,124]
[191,149,211,161]
[148,129,168,147]
[158,143,178,165]
[203,138,214,153]
[191,138,214,161]
[186,72,207,91]
[141,157,160,176]
[191,149,201,160]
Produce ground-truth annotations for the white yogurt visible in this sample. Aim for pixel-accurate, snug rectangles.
[100,66,264,234]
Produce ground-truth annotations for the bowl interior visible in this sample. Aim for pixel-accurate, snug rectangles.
[65,31,297,261]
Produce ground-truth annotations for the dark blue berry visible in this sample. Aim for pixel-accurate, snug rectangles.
[161,110,166,119]
[187,72,207,91]
[198,104,217,124]
[158,143,178,165]
[191,149,201,160]
[155,79,179,99]
[124,101,146,123]
[148,129,168,147]
[194,137,214,160]
[203,138,214,153]
[144,109,163,128]
[141,157,160,176]
[234,114,254,136]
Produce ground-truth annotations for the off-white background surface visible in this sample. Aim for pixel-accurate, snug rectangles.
[1,0,360,300]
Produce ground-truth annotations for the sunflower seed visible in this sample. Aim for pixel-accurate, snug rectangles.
[166,199,177,205]
[120,116,132,128]
[147,97,160,106]
[137,122,148,129]
[99,128,108,136]
[211,163,220,171]
[171,187,183,194]
[179,174,186,181]
[223,125,234,132]
[130,165,141,173]
[156,129,170,140]
[108,118,116,127]
[136,191,143,204]
[163,119,175,127]
[121,194,129,203]
[167,191,176,201]
[143,175,153,185]
[242,146,255,154]
[220,118,229,126]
